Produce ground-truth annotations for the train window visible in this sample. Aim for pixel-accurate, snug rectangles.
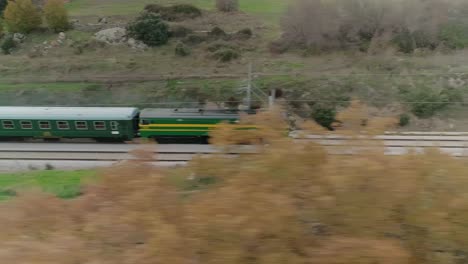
[2,120,14,129]
[75,121,88,130]
[20,121,33,129]
[57,121,70,130]
[39,121,51,129]
[141,119,150,125]
[94,121,106,130]
[110,121,118,130]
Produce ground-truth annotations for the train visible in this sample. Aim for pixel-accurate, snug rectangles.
[0,106,258,142]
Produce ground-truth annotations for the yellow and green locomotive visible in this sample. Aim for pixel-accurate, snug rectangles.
[0,106,254,142]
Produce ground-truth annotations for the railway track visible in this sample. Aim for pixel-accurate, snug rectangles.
[3,132,468,162]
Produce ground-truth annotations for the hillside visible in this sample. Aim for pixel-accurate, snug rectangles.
[1,0,468,131]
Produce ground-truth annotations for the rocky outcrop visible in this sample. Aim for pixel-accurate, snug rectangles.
[94,27,127,45]
[94,27,148,50]
[13,33,26,43]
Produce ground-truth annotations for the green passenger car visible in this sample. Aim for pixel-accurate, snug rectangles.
[139,108,248,138]
[0,107,140,141]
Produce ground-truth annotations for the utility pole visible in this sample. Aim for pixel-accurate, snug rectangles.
[247,62,252,110]
[269,88,276,109]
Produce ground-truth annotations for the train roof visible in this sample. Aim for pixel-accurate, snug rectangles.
[140,108,240,119]
[0,107,140,120]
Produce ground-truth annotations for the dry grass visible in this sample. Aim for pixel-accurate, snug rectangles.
[0,103,468,263]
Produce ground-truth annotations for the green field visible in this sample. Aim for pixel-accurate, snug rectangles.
[0,170,96,200]
[66,0,289,20]
[0,82,101,91]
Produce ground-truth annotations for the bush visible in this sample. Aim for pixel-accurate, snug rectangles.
[399,113,410,127]
[439,23,468,50]
[174,42,190,56]
[1,34,16,54]
[232,28,253,40]
[400,86,461,118]
[207,40,238,52]
[0,0,6,15]
[169,25,192,38]
[170,4,201,18]
[393,28,415,54]
[127,12,169,47]
[279,0,450,54]
[3,0,41,33]
[144,3,201,21]
[268,39,290,54]
[312,107,336,130]
[216,0,238,12]
[182,33,207,45]
[212,48,240,62]
[208,26,227,39]
[44,0,69,32]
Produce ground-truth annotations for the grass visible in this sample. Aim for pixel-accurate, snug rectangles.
[66,0,290,22]
[0,170,97,200]
[0,82,102,91]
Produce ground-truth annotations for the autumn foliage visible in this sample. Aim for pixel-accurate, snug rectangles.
[3,0,41,33]
[44,0,69,32]
[1,102,468,263]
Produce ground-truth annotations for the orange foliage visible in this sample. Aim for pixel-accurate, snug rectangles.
[1,103,468,263]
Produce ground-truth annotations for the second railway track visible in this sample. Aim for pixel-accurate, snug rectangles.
[3,133,468,162]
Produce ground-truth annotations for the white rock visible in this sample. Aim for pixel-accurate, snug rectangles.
[13,33,26,43]
[127,37,148,50]
[127,38,136,46]
[58,32,66,40]
[94,27,127,45]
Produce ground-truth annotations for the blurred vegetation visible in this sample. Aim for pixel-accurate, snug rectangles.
[3,0,41,33]
[44,0,70,33]
[278,0,468,54]
[0,102,467,262]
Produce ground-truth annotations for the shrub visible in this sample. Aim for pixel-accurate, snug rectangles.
[0,0,6,15]
[182,33,207,45]
[169,25,192,38]
[279,0,450,54]
[144,3,201,21]
[280,0,340,50]
[400,86,461,118]
[169,4,201,18]
[3,0,41,33]
[207,40,237,52]
[232,28,253,40]
[439,23,468,50]
[44,0,69,32]
[399,113,410,127]
[174,41,190,56]
[1,34,15,54]
[312,107,336,130]
[144,4,165,14]
[212,48,239,62]
[208,26,226,39]
[127,12,169,47]
[393,28,415,54]
[268,39,290,54]
[216,0,238,12]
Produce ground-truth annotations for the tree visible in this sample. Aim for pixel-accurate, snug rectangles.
[3,0,41,33]
[44,0,69,32]
[280,0,340,50]
[127,12,169,46]
[216,0,238,12]
[0,0,7,15]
